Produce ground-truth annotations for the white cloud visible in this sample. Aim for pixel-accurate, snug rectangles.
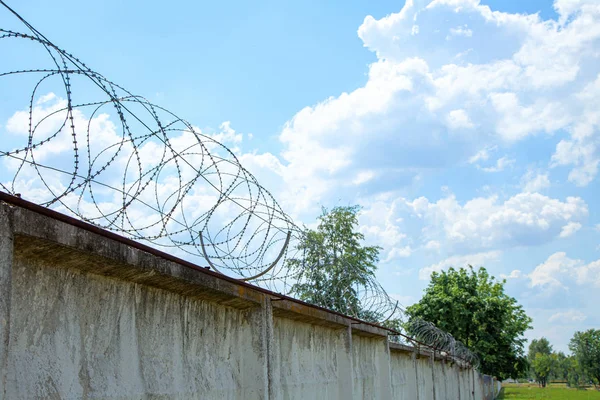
[419,250,501,280]
[489,93,571,142]
[521,170,551,192]
[446,109,474,129]
[448,25,473,38]
[468,146,494,164]
[559,221,582,238]
[549,310,587,324]
[552,138,599,187]
[529,252,600,289]
[424,240,441,251]
[405,192,588,250]
[529,252,579,289]
[574,259,600,287]
[550,73,600,186]
[336,0,600,192]
[386,246,413,260]
[211,121,243,145]
[500,269,523,279]
[261,0,600,219]
[353,170,376,185]
[5,93,121,163]
[480,156,515,173]
[358,198,412,263]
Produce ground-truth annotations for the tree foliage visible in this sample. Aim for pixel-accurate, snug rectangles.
[406,266,532,379]
[569,329,600,389]
[519,334,600,389]
[567,356,587,388]
[527,337,553,380]
[528,338,553,363]
[287,206,380,318]
[531,353,556,388]
[553,352,570,382]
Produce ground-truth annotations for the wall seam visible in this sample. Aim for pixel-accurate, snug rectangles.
[0,203,14,400]
[431,351,436,400]
[264,298,277,400]
[340,324,354,399]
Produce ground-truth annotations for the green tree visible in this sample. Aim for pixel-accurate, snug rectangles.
[569,329,600,389]
[287,206,380,317]
[567,356,587,388]
[528,338,553,364]
[406,266,532,379]
[553,352,570,382]
[527,338,553,380]
[532,353,556,388]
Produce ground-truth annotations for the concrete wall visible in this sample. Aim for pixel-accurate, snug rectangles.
[389,347,417,399]
[0,197,500,399]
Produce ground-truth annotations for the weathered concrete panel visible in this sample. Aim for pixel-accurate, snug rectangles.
[5,257,267,399]
[352,336,390,400]
[459,367,470,400]
[390,349,417,400]
[416,357,434,400]
[443,362,460,400]
[474,369,484,400]
[451,364,463,400]
[271,317,346,399]
[433,360,445,399]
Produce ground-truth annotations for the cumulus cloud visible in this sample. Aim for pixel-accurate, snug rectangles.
[446,109,474,129]
[480,156,515,173]
[521,170,551,193]
[419,250,501,280]
[500,269,523,279]
[467,146,515,173]
[559,222,582,238]
[358,197,412,263]
[529,252,579,289]
[271,0,600,214]
[552,138,599,187]
[529,252,600,289]
[468,146,495,164]
[549,310,587,324]
[448,25,473,39]
[424,240,441,251]
[353,170,376,185]
[405,192,588,250]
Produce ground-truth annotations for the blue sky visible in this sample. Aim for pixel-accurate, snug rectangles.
[2,0,600,354]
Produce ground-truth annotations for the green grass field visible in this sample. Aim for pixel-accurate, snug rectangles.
[499,383,600,399]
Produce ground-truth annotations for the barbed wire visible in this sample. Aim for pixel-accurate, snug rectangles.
[403,318,480,367]
[0,1,478,367]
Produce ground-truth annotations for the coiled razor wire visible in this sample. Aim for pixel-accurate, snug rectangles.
[403,318,480,367]
[0,1,478,367]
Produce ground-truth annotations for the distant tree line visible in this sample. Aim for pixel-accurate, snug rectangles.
[528,332,600,389]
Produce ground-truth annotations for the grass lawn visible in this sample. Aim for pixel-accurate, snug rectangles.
[499,383,600,399]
